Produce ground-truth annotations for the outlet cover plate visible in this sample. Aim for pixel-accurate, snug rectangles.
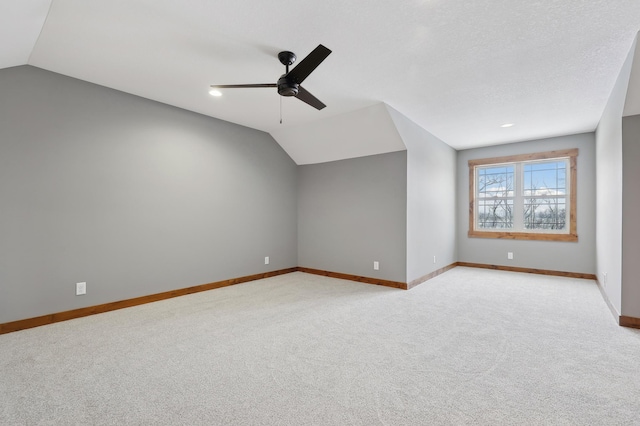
[76,282,86,296]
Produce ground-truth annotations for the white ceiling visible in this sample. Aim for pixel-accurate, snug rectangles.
[3,0,640,154]
[0,0,51,69]
[624,38,640,117]
[271,103,407,165]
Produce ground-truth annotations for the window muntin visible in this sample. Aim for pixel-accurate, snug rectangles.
[468,149,577,242]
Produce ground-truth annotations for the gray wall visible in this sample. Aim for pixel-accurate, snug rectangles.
[595,39,636,314]
[456,133,596,275]
[0,66,298,323]
[622,114,640,318]
[386,106,457,283]
[297,152,407,282]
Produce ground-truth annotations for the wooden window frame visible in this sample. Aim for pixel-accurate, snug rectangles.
[468,149,578,242]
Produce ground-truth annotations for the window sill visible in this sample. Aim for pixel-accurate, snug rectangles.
[467,230,578,242]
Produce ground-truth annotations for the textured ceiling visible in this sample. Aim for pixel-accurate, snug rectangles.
[0,0,51,69]
[271,103,407,165]
[3,0,640,153]
[624,38,640,117]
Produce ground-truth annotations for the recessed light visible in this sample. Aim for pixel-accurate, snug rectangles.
[209,89,222,97]
[501,123,515,128]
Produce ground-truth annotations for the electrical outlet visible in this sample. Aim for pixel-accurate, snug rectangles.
[433,256,436,264]
[603,272,608,286]
[507,252,514,260]
[76,282,86,296]
[264,256,269,265]
[373,261,379,270]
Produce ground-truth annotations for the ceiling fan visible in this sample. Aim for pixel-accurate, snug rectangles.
[210,44,332,110]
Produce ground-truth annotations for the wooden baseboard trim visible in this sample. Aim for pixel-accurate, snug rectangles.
[620,316,640,329]
[407,263,459,290]
[456,262,597,280]
[0,268,297,335]
[2,263,621,335]
[296,267,407,289]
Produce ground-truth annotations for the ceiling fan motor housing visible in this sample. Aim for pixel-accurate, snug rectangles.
[277,75,299,97]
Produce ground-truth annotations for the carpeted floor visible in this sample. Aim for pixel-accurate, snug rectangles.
[1,267,639,425]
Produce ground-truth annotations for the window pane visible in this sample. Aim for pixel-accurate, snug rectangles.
[478,165,514,198]
[477,199,514,229]
[523,197,566,230]
[523,161,566,196]
[469,150,576,240]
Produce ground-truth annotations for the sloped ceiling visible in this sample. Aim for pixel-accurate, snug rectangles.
[624,36,640,117]
[3,0,640,163]
[272,103,406,165]
[0,0,51,69]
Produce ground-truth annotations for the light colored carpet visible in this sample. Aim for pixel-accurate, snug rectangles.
[1,267,639,425]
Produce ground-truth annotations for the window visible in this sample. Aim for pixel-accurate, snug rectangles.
[468,149,578,241]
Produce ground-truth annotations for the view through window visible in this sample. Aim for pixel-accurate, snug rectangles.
[468,149,578,242]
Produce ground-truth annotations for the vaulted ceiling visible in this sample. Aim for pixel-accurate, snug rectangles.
[3,0,640,160]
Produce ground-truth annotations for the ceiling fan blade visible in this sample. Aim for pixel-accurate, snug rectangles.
[286,44,332,84]
[210,84,277,88]
[295,86,326,110]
